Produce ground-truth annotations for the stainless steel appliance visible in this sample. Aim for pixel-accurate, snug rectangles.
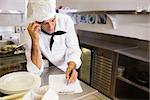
[78,47,92,84]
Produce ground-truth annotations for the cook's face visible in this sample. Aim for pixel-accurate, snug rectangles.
[36,17,56,34]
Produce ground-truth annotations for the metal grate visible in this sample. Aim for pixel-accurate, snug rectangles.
[92,55,113,95]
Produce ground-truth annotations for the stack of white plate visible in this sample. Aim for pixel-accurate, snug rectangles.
[0,71,41,94]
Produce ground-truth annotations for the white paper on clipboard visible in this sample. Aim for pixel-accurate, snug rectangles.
[49,74,83,94]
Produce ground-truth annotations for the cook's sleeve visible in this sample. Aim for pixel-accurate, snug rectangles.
[23,31,44,76]
[65,16,82,69]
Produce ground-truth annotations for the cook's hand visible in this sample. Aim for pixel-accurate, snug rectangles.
[66,61,78,84]
[27,22,41,41]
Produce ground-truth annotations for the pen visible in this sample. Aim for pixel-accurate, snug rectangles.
[67,67,73,85]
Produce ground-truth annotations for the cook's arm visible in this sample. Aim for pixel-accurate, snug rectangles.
[23,23,44,75]
[65,16,82,69]
[25,40,44,75]
[31,39,42,69]
[65,16,82,83]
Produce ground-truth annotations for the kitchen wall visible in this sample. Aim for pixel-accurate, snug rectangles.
[74,14,150,41]
[0,0,149,42]
[0,0,26,44]
[0,0,25,11]
[57,0,150,41]
[57,0,149,11]
[0,0,25,26]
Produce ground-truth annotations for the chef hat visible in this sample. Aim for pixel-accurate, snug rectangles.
[27,0,56,23]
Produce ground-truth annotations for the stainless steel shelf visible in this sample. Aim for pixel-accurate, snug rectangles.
[0,10,24,15]
[117,76,149,93]
[69,10,150,15]
[78,30,149,63]
[116,47,149,63]
[80,40,134,52]
[0,54,26,68]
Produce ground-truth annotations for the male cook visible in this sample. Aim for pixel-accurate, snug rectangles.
[25,0,81,84]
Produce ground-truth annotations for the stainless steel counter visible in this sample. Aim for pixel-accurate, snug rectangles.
[40,66,111,100]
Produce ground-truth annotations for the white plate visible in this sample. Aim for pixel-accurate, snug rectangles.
[0,71,41,94]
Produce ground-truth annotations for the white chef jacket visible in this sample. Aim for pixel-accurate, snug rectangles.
[24,13,81,75]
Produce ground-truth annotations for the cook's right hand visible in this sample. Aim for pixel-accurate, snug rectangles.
[27,22,41,41]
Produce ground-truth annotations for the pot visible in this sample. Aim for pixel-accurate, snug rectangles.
[134,72,149,86]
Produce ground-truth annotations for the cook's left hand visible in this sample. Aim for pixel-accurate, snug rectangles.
[66,61,78,84]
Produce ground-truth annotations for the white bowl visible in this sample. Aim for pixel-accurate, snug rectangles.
[0,71,41,94]
[23,85,59,100]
